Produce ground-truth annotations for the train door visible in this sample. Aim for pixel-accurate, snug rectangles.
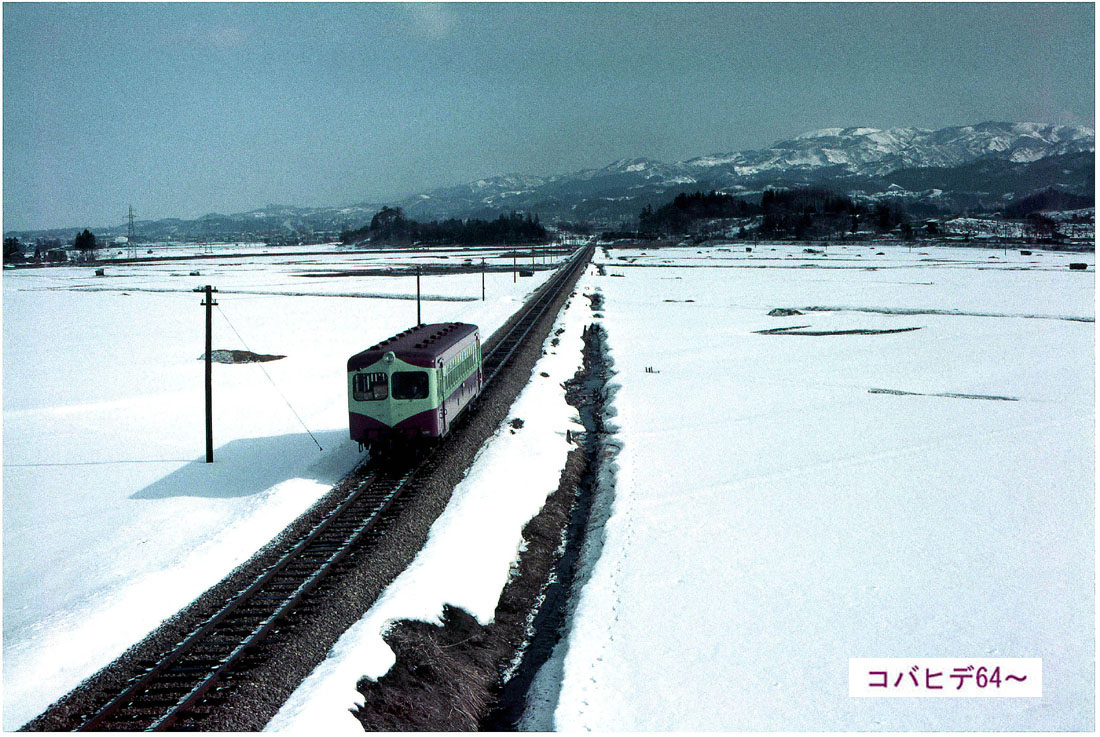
[437,358,448,436]
[476,335,483,391]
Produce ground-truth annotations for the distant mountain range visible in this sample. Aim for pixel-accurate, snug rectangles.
[8,121,1093,242]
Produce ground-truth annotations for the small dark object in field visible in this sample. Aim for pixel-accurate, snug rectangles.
[877,252,885,256]
[200,349,286,364]
[768,308,803,317]
[870,387,1018,401]
[803,248,823,254]
[1070,263,1088,270]
[540,372,549,378]
[518,270,533,277]
[746,247,752,252]
[1020,250,1032,256]
[509,418,524,430]
[94,268,105,276]
[190,270,201,276]
[755,325,921,336]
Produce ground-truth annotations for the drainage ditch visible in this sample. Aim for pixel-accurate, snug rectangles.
[483,321,617,730]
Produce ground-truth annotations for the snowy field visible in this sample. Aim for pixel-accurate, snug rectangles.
[4,242,1092,731]
[521,243,1094,730]
[1,248,557,729]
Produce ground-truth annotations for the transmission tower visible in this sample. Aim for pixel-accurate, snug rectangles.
[127,204,136,259]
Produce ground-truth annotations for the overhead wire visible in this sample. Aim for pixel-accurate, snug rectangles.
[213,302,324,452]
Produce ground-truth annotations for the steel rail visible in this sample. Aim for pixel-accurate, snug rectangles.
[482,245,592,386]
[76,466,413,731]
[70,244,592,732]
[146,467,414,731]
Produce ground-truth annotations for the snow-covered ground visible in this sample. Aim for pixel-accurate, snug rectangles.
[521,243,1094,730]
[1,249,557,730]
[30,239,567,266]
[5,242,1092,731]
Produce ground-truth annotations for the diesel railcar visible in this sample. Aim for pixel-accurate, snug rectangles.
[347,322,482,450]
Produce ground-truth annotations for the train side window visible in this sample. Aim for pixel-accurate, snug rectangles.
[353,372,388,401]
[392,370,429,400]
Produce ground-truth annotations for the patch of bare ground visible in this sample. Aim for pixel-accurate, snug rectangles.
[353,448,586,731]
[869,388,1018,401]
[201,349,285,363]
[754,325,922,336]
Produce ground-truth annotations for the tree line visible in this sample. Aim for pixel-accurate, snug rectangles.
[341,207,549,246]
[4,229,99,264]
[639,189,909,239]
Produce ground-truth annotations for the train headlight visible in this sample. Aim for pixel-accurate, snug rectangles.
[384,351,396,364]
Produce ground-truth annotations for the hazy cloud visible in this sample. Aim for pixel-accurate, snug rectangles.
[161,22,247,49]
[205,25,246,49]
[405,4,456,40]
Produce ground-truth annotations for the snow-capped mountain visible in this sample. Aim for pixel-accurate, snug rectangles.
[685,122,1093,177]
[395,121,1093,223]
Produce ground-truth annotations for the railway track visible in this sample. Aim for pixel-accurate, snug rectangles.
[71,245,593,731]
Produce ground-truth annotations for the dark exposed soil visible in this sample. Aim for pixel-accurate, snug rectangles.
[754,325,922,336]
[21,254,590,732]
[200,349,286,364]
[869,388,1018,401]
[485,322,617,731]
[351,448,587,731]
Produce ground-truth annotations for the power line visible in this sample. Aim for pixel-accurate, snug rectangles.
[214,303,324,452]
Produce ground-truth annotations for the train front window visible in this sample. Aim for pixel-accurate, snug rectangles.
[353,372,388,401]
[392,371,429,400]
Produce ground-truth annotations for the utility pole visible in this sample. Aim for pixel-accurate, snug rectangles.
[127,205,136,259]
[416,266,422,325]
[194,285,218,463]
[513,249,517,282]
[481,259,486,301]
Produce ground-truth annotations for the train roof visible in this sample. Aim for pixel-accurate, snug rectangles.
[348,322,479,370]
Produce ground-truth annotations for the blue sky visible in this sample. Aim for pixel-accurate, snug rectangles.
[3,2,1094,231]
